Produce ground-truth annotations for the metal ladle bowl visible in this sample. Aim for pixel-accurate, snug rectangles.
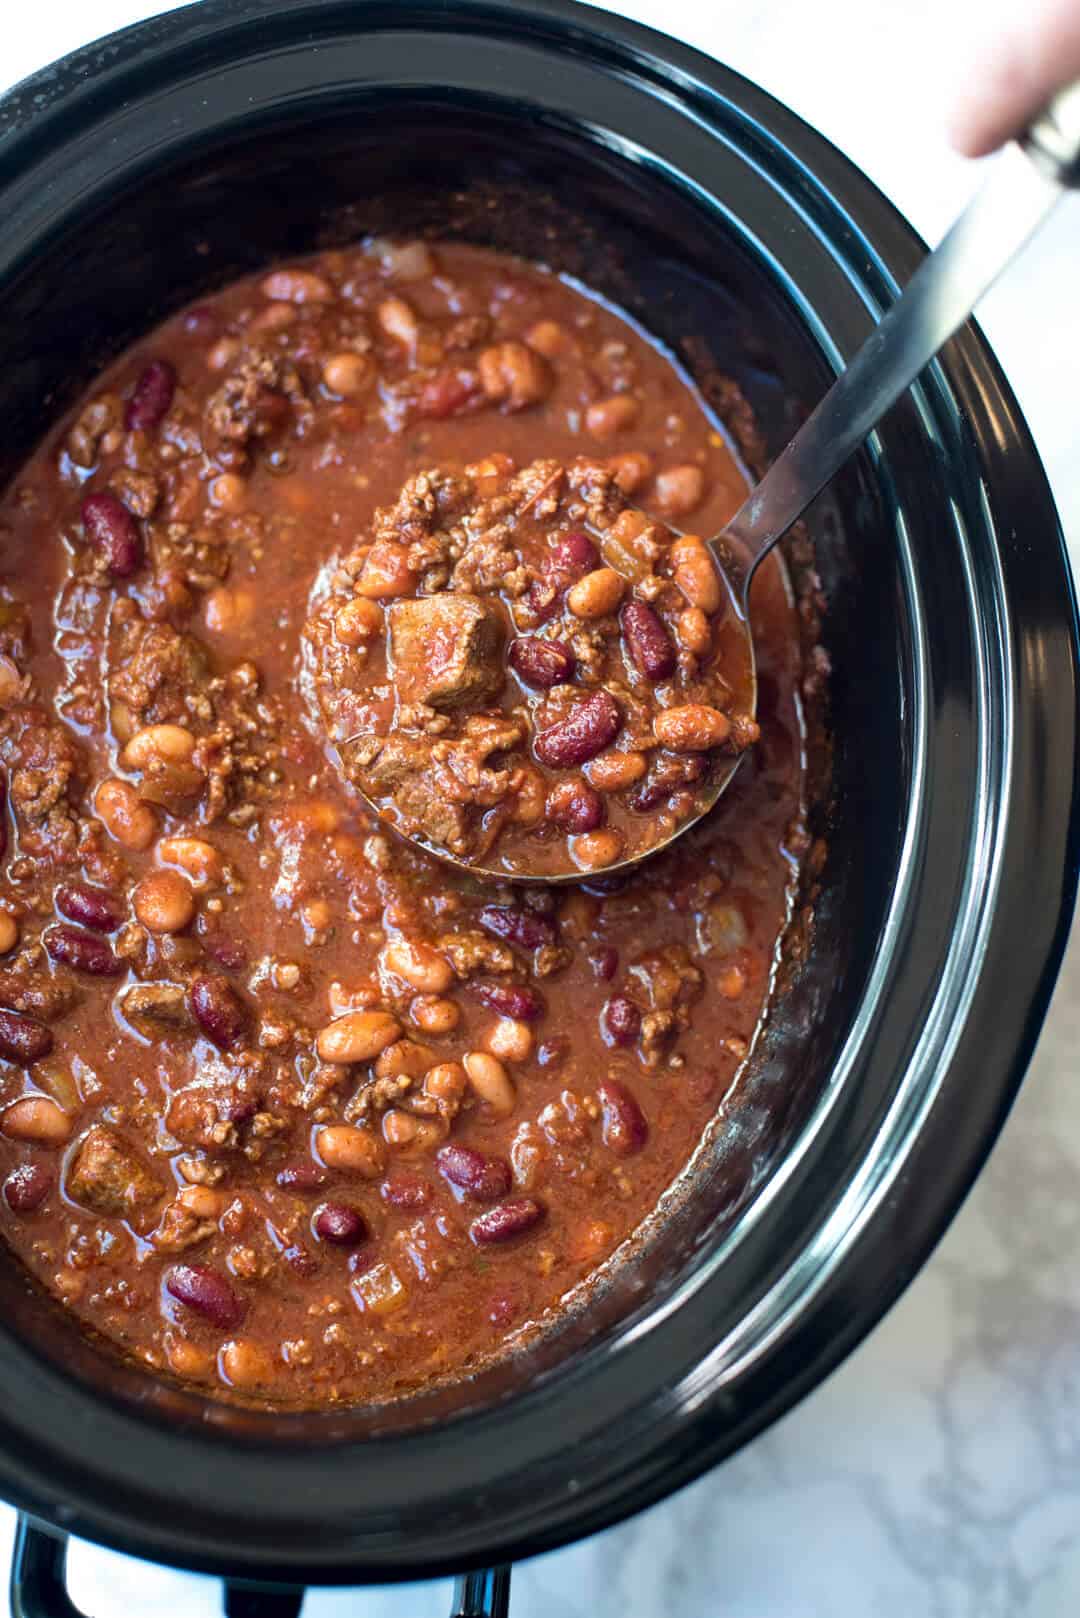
[363,86,1080,885]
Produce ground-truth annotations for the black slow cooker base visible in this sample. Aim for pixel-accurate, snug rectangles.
[9,1520,510,1618]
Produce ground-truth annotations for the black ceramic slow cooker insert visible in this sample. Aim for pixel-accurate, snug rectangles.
[0,3,1076,1616]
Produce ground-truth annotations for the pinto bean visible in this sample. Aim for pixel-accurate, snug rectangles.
[585,395,639,438]
[478,341,551,410]
[654,704,731,752]
[322,352,374,397]
[134,870,195,934]
[653,463,705,517]
[570,829,625,870]
[463,1052,516,1116]
[260,268,335,304]
[567,568,626,620]
[380,939,452,995]
[535,691,622,768]
[219,1338,274,1388]
[1,1097,71,1144]
[485,1018,534,1062]
[671,535,722,613]
[585,751,647,792]
[317,1010,402,1064]
[95,779,157,851]
[315,1125,386,1178]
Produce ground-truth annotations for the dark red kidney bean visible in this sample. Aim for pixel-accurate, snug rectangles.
[3,1163,52,1214]
[535,691,622,769]
[380,1172,433,1211]
[164,1263,244,1330]
[600,994,641,1047]
[545,530,598,580]
[597,1079,648,1156]
[589,946,619,981]
[313,1202,369,1247]
[471,1197,545,1246]
[54,881,122,934]
[469,980,545,1022]
[436,1144,513,1203]
[276,1162,329,1194]
[0,1007,53,1065]
[196,920,249,972]
[43,925,123,977]
[80,492,143,579]
[508,636,576,690]
[189,974,250,1049]
[621,600,676,680]
[416,368,479,420]
[125,359,176,432]
[545,779,605,834]
[537,1035,570,1068]
[477,905,556,950]
[629,752,708,814]
[283,1243,317,1277]
[487,1291,517,1328]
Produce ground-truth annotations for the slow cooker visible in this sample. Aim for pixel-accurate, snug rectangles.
[0,3,1076,1614]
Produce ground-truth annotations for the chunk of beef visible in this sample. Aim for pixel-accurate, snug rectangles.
[388,594,504,710]
[355,735,470,853]
[67,1126,164,1228]
[108,617,210,729]
[0,965,78,1021]
[0,705,86,866]
[166,1069,263,1152]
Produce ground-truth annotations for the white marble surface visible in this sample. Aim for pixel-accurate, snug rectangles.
[5,1,1080,1612]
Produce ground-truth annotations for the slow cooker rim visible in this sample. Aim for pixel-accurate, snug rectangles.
[0,0,1075,1583]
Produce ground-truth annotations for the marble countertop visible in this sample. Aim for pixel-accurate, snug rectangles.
[5,1,1080,1613]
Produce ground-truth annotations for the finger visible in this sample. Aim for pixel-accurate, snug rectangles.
[950,0,1080,155]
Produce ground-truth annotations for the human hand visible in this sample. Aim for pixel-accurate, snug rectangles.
[950,0,1080,155]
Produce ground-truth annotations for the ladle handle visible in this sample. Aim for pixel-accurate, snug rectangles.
[720,84,1079,585]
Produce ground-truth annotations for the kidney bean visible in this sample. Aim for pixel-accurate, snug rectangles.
[276,1162,329,1194]
[535,691,622,769]
[125,359,177,432]
[189,974,251,1049]
[544,530,598,581]
[380,1172,433,1211]
[600,995,641,1047]
[597,1079,648,1155]
[81,492,143,578]
[54,881,122,934]
[313,1202,369,1247]
[469,980,544,1022]
[164,1263,244,1330]
[284,1244,318,1278]
[416,367,480,420]
[545,779,605,834]
[3,1163,52,1214]
[470,1197,545,1246]
[589,946,619,981]
[436,1144,513,1203]
[508,636,576,690]
[197,921,249,972]
[43,925,122,977]
[621,600,676,681]
[477,905,556,950]
[487,1291,517,1328]
[0,1008,53,1066]
[629,753,708,814]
